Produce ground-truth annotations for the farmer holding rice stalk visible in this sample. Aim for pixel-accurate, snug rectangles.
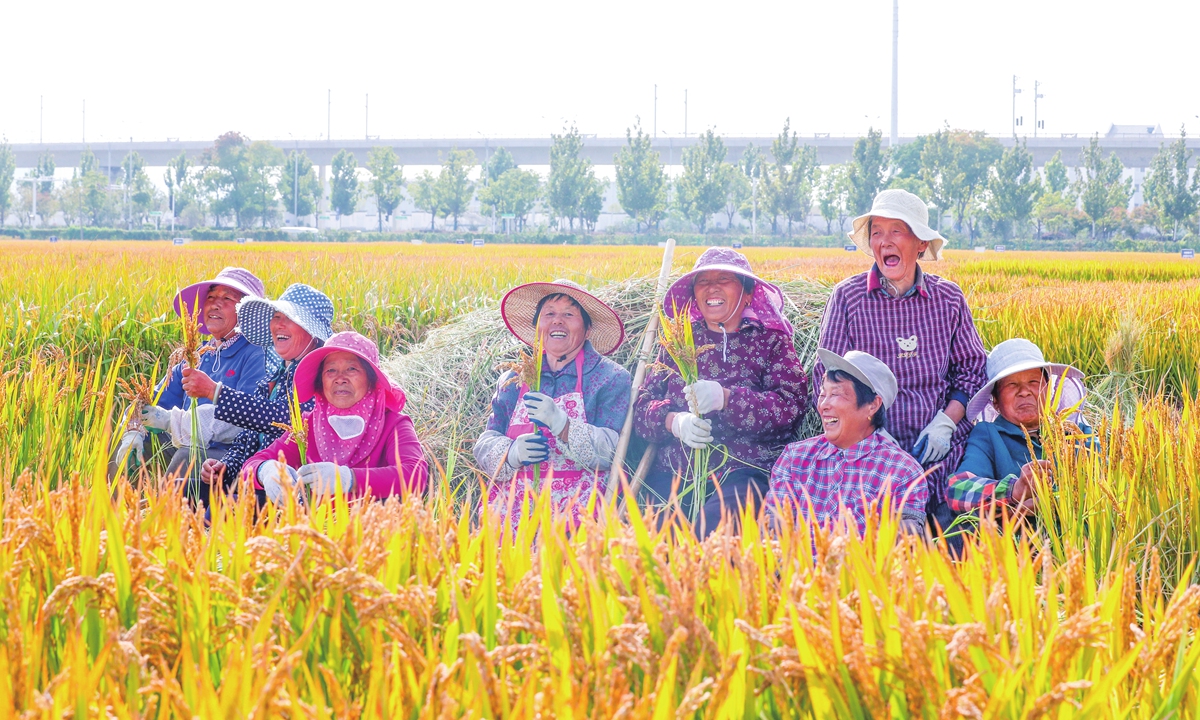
[474,280,632,529]
[947,338,1092,516]
[115,267,269,493]
[764,349,927,536]
[184,284,335,498]
[814,189,987,550]
[633,247,809,538]
[243,331,427,502]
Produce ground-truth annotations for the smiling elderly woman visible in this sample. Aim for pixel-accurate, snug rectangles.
[181,284,336,496]
[241,332,427,502]
[764,349,927,536]
[474,280,632,530]
[946,338,1092,515]
[113,267,269,497]
[633,247,810,538]
[813,190,987,547]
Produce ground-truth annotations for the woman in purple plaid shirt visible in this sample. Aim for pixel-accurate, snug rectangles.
[814,189,987,546]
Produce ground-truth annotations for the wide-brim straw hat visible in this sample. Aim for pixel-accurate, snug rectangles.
[173,266,266,334]
[500,280,626,356]
[817,348,899,409]
[663,246,794,336]
[293,331,405,410]
[848,189,946,261]
[237,283,335,348]
[966,338,1083,421]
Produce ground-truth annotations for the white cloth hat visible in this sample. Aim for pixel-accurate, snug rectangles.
[966,338,1085,422]
[848,188,946,261]
[817,348,899,409]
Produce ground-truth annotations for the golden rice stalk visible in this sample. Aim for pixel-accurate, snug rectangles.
[658,301,715,384]
[269,387,310,464]
[501,321,545,392]
[176,296,205,370]
[117,375,156,431]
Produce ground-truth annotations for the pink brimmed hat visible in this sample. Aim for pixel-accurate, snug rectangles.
[664,247,794,336]
[500,280,626,356]
[293,331,406,410]
[173,267,266,334]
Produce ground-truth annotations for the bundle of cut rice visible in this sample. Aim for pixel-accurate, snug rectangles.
[382,274,832,488]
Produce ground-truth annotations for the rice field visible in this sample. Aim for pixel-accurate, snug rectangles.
[3,239,1200,717]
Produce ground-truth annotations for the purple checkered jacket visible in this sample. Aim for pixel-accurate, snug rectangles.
[633,319,809,477]
[764,431,929,534]
[813,265,987,507]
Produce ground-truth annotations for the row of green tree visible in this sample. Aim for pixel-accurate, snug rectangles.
[1,124,1197,241]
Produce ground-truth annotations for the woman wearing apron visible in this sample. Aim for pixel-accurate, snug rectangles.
[473,280,632,530]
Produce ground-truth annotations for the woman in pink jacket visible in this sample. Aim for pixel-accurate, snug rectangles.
[242,331,427,502]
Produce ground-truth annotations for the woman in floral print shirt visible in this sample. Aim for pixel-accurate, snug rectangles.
[633,248,809,538]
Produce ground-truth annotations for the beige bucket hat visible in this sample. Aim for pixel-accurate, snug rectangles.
[848,189,946,261]
[500,280,626,356]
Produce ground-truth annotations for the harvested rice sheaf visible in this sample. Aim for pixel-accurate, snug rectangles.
[382,273,830,488]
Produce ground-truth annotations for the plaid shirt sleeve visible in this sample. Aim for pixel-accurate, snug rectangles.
[939,280,988,404]
[765,442,806,522]
[883,444,930,522]
[945,423,1014,512]
[947,470,1015,512]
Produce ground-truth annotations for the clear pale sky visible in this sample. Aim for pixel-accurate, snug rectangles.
[2,0,1195,145]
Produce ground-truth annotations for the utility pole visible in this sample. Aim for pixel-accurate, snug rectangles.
[293,145,299,220]
[684,89,688,138]
[1033,81,1044,137]
[653,84,657,137]
[1012,75,1022,138]
[126,138,132,230]
[890,0,899,147]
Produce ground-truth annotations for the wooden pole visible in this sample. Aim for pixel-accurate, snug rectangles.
[605,238,676,499]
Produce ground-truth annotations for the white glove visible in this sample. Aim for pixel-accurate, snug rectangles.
[671,412,714,449]
[258,461,293,503]
[116,429,146,468]
[684,380,726,415]
[298,462,356,495]
[140,405,170,433]
[912,410,957,464]
[506,432,550,469]
[522,392,569,435]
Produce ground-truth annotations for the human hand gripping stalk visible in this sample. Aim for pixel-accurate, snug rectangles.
[178,298,207,487]
[503,323,547,488]
[658,301,723,524]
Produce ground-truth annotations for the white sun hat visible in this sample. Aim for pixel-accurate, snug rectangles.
[816,348,899,409]
[966,338,1085,422]
[848,188,946,261]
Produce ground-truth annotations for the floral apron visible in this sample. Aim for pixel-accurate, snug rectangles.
[487,353,597,529]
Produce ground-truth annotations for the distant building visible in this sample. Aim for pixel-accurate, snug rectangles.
[1105,124,1164,138]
